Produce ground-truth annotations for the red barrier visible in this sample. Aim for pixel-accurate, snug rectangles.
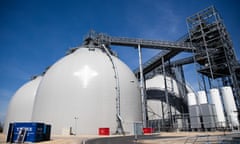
[98,128,110,135]
[143,128,153,134]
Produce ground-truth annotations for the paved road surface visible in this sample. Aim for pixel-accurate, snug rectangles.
[85,135,184,144]
[2,131,239,144]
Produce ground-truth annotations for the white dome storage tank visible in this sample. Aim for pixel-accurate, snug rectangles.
[147,100,163,120]
[32,46,142,135]
[3,76,42,134]
[197,90,208,104]
[145,74,180,96]
[147,100,180,120]
[220,86,239,127]
[209,88,226,127]
[146,74,189,120]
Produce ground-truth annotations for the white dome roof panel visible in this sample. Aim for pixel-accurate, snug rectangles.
[32,47,142,135]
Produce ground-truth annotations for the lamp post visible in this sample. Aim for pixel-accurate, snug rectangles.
[74,117,79,135]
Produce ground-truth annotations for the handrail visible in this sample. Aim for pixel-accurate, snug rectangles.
[85,30,196,52]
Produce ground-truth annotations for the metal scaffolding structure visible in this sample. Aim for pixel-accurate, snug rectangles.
[186,6,240,107]
[86,31,195,52]
[83,5,240,131]
[84,31,192,130]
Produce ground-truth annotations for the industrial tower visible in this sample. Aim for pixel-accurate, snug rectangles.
[84,6,240,131]
[186,6,240,107]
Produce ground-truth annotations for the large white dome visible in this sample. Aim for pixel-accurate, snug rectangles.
[146,74,180,96]
[3,76,42,134]
[147,100,180,120]
[32,46,142,135]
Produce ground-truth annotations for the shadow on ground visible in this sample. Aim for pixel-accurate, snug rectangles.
[84,134,184,144]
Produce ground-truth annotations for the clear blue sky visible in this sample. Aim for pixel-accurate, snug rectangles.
[0,0,239,123]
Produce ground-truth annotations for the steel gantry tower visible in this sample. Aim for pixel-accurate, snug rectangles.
[84,30,195,129]
[186,6,240,107]
[83,5,240,131]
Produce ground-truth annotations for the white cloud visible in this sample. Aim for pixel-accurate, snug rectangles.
[124,1,185,41]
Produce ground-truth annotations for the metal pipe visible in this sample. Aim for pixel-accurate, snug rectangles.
[138,44,147,127]
[102,44,124,134]
[74,117,78,135]
[162,57,171,128]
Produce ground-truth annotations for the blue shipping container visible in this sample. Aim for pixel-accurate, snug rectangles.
[7,122,51,143]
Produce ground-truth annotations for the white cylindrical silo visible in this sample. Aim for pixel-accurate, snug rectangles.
[209,88,226,127]
[32,46,142,135]
[220,86,239,127]
[187,92,197,106]
[197,90,208,104]
[3,76,42,134]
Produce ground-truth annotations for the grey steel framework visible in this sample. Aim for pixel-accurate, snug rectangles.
[83,6,240,131]
[84,30,193,130]
[186,6,240,107]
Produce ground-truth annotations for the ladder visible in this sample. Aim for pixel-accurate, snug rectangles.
[15,128,27,143]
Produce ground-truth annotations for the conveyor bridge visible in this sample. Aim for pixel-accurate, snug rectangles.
[86,31,195,52]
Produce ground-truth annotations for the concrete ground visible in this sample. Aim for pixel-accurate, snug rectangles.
[85,131,230,144]
[0,131,234,144]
